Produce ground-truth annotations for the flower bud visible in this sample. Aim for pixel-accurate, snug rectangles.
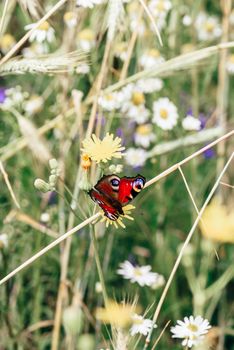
[81,154,91,170]
[77,334,95,350]
[34,179,51,193]
[109,164,123,174]
[49,175,57,186]
[78,171,92,191]
[62,305,84,336]
[49,158,58,170]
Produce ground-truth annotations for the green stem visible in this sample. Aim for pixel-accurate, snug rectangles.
[205,265,234,299]
[89,226,108,305]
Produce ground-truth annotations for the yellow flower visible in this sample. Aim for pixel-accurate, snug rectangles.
[82,133,125,164]
[96,300,139,328]
[99,205,135,229]
[200,198,234,243]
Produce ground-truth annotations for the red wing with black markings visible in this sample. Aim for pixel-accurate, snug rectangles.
[89,174,146,221]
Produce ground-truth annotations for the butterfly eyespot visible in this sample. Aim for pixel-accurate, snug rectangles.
[111,178,120,188]
[133,178,145,192]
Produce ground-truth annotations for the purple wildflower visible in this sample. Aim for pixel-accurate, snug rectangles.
[203,148,215,159]
[0,88,6,103]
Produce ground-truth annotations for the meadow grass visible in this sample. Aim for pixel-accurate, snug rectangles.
[0,1,233,349]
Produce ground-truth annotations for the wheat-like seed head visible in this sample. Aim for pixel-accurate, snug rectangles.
[0,51,88,76]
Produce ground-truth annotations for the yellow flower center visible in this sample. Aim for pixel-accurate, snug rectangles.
[38,21,50,31]
[78,29,95,41]
[1,34,15,48]
[136,124,151,135]
[187,324,198,332]
[132,92,145,105]
[134,268,143,277]
[133,317,143,325]
[205,21,214,33]
[105,94,114,101]
[64,12,75,21]
[115,42,127,54]
[156,0,165,11]
[160,108,168,119]
[148,49,160,57]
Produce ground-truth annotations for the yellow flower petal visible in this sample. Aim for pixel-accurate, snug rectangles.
[99,205,135,229]
[200,198,234,243]
[96,300,140,328]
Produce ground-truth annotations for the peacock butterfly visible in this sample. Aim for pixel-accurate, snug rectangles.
[89,174,146,221]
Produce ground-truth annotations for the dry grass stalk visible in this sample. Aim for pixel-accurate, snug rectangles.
[17,0,42,19]
[14,111,52,163]
[101,41,234,96]
[107,0,124,42]
[0,0,10,38]
[0,160,20,209]
[146,126,223,158]
[216,0,232,190]
[0,51,87,75]
[119,5,144,81]
[5,209,58,238]
[138,0,162,46]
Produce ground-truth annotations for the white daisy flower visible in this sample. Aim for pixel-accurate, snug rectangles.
[24,95,44,116]
[128,105,150,124]
[182,115,201,131]
[136,78,163,93]
[125,148,147,168]
[98,92,121,111]
[130,314,155,336]
[77,28,95,52]
[2,86,28,109]
[226,54,234,75]
[76,0,103,8]
[171,315,211,348]
[195,12,222,41]
[120,84,150,123]
[149,0,172,15]
[63,12,78,28]
[134,124,156,148]
[25,21,55,43]
[0,234,8,249]
[117,260,161,287]
[153,97,178,130]
[76,63,90,74]
[139,49,165,70]
[148,0,172,30]
[130,16,146,36]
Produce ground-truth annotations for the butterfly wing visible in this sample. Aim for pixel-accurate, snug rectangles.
[89,188,120,220]
[89,175,123,220]
[118,175,146,205]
